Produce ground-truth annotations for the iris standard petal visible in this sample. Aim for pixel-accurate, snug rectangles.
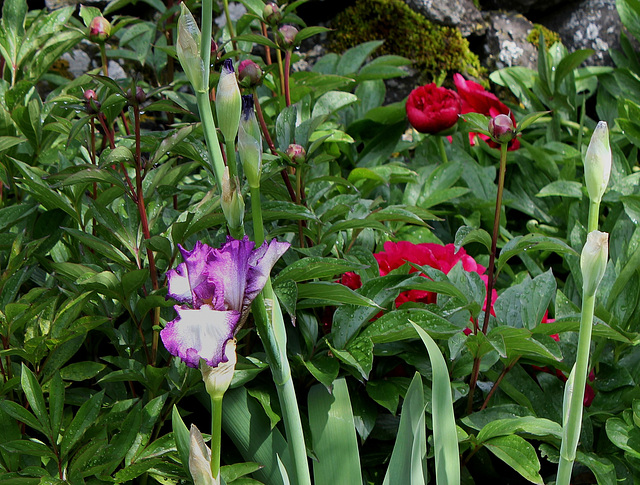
[160,305,240,368]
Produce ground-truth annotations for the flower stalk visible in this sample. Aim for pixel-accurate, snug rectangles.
[557,231,608,485]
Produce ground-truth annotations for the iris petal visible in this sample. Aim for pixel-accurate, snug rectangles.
[160,305,240,368]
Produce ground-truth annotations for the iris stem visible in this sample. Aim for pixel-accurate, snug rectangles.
[436,135,447,164]
[200,0,212,84]
[225,139,238,179]
[210,395,224,481]
[252,284,311,485]
[587,199,600,233]
[251,186,265,245]
[557,292,596,485]
[222,0,238,53]
[195,91,226,187]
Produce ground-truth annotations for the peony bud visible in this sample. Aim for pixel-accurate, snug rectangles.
[188,425,216,485]
[238,60,263,88]
[221,167,245,231]
[277,25,298,49]
[88,16,111,43]
[84,89,101,114]
[238,95,263,188]
[201,339,237,399]
[584,121,611,204]
[176,4,206,93]
[216,59,242,145]
[580,230,609,297]
[127,86,147,105]
[488,114,516,144]
[263,2,282,25]
[285,144,306,163]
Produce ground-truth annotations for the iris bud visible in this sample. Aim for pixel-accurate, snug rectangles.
[176,4,206,93]
[580,230,609,296]
[88,16,111,43]
[188,425,216,485]
[216,59,242,145]
[488,114,516,144]
[286,144,306,163]
[238,95,262,188]
[277,25,298,48]
[584,121,611,204]
[201,339,237,399]
[221,167,245,231]
[238,60,263,88]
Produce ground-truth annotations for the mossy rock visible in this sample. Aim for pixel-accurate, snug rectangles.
[329,0,484,83]
[527,23,561,48]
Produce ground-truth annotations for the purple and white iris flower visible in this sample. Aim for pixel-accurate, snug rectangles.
[161,236,290,368]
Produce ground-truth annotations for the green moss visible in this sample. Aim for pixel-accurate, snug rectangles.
[527,24,561,48]
[329,0,484,83]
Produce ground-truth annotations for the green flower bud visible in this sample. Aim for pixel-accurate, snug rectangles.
[488,114,516,144]
[263,2,282,25]
[88,16,111,43]
[188,425,216,485]
[584,121,611,204]
[221,167,245,231]
[277,25,299,49]
[201,339,237,399]
[216,59,242,144]
[238,95,262,188]
[580,230,609,296]
[285,144,306,163]
[176,4,206,93]
[238,59,263,88]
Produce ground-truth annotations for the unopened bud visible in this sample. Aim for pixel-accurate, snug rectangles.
[188,425,216,485]
[216,59,242,145]
[238,95,262,188]
[584,121,611,204]
[580,230,609,296]
[177,4,206,92]
[221,167,245,231]
[201,339,237,399]
[488,114,516,144]
[263,2,282,25]
[238,60,263,88]
[84,89,101,114]
[127,86,147,105]
[286,144,306,163]
[278,25,298,48]
[88,16,111,43]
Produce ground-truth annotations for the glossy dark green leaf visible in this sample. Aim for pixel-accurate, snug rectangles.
[297,281,379,307]
[60,390,105,458]
[20,364,50,435]
[484,435,544,485]
[274,257,365,284]
[0,400,44,433]
[59,362,106,381]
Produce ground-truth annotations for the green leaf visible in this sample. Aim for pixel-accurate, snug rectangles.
[60,390,105,458]
[49,372,64,441]
[359,309,461,344]
[411,323,460,485]
[536,180,583,198]
[0,204,37,232]
[61,228,132,267]
[382,372,426,485]
[460,113,491,135]
[273,257,364,284]
[454,225,492,252]
[554,50,594,90]
[60,362,106,381]
[20,364,50,435]
[234,33,278,49]
[0,440,56,460]
[294,26,330,43]
[0,400,44,433]
[311,91,358,118]
[171,405,192,480]
[484,435,544,485]
[476,416,562,443]
[222,388,291,485]
[308,378,362,485]
[336,40,384,76]
[327,337,373,380]
[515,111,550,132]
[296,281,379,307]
[618,0,640,42]
[496,235,577,276]
[113,458,163,482]
[247,388,281,430]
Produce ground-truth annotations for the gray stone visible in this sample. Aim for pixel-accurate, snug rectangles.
[404,0,487,36]
[541,0,622,65]
[483,12,538,70]
[477,0,578,14]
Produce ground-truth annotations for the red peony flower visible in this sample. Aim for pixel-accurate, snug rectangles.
[453,74,520,150]
[406,84,461,134]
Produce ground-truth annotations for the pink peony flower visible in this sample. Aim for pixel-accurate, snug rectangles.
[406,84,461,134]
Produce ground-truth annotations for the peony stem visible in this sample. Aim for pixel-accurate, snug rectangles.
[436,135,448,164]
